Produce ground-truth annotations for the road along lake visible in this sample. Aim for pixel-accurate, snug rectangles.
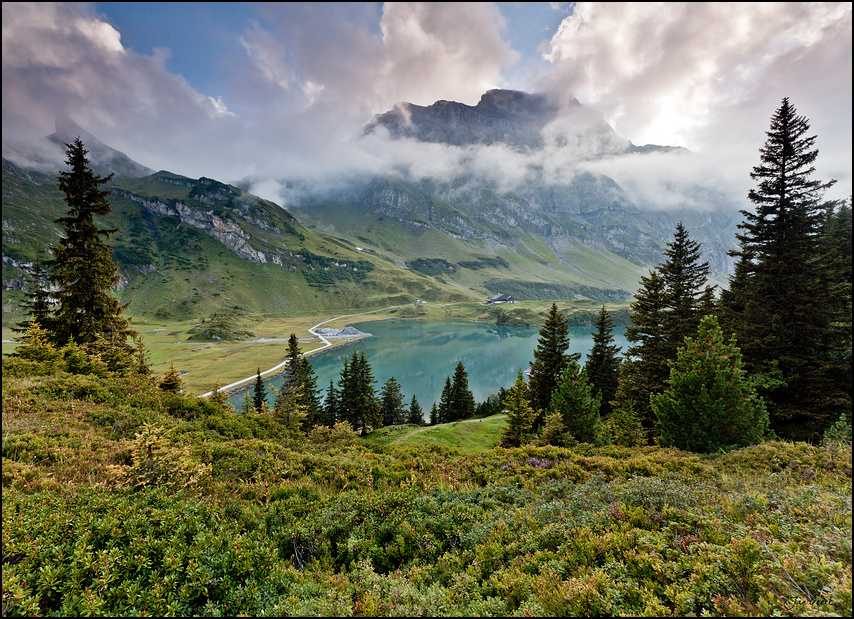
[230,319,629,414]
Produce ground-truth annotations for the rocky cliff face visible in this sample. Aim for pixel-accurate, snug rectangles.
[112,187,288,266]
[364,89,565,149]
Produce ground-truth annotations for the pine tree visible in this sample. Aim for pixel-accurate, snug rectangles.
[10,321,61,364]
[159,360,183,393]
[500,369,536,448]
[437,376,452,424]
[614,270,669,430]
[43,138,136,352]
[407,395,423,425]
[380,376,407,426]
[13,256,53,335]
[448,361,476,421]
[537,412,567,447]
[528,303,579,427]
[585,306,622,418]
[610,400,647,447]
[429,403,438,426]
[278,335,322,431]
[720,98,847,438]
[337,351,379,434]
[324,379,340,427]
[659,222,716,350]
[651,315,771,453]
[548,359,601,444]
[252,368,266,412]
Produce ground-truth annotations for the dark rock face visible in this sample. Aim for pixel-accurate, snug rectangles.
[364,89,564,149]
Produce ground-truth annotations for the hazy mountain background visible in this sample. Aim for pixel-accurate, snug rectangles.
[2,90,741,322]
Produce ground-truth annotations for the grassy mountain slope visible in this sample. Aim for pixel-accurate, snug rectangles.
[2,160,476,325]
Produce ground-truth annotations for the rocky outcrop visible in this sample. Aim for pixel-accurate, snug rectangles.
[113,189,284,265]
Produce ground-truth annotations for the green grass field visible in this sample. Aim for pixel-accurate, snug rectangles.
[363,415,507,452]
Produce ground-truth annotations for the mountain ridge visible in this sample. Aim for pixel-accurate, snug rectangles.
[2,90,739,321]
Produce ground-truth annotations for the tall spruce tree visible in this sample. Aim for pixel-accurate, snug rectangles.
[651,315,771,453]
[720,98,847,439]
[499,370,536,448]
[528,303,579,428]
[380,376,407,426]
[613,270,669,430]
[278,334,322,430]
[585,305,622,418]
[43,139,135,352]
[437,376,452,424]
[337,351,379,434]
[252,368,266,412]
[324,379,341,426]
[448,361,476,422]
[407,395,424,425]
[660,222,716,349]
[614,224,714,433]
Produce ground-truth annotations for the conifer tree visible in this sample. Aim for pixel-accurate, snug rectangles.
[548,359,601,444]
[585,305,622,419]
[613,270,669,429]
[720,98,847,438]
[500,369,536,448]
[651,315,771,452]
[10,321,61,365]
[407,395,423,425]
[279,334,322,430]
[43,138,136,351]
[660,222,716,349]
[537,412,567,447]
[238,388,254,415]
[337,351,379,434]
[252,368,266,412]
[437,376,452,424]
[448,361,476,421]
[614,224,714,435]
[528,303,579,427]
[324,379,340,426]
[159,360,183,393]
[13,256,53,335]
[429,403,438,426]
[380,376,407,426]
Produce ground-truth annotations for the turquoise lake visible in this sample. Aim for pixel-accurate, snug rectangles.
[230,320,629,413]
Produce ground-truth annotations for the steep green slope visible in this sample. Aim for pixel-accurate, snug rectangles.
[1,161,475,323]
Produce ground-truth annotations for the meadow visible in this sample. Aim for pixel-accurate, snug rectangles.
[2,351,850,617]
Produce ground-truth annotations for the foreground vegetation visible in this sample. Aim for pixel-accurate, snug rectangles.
[2,360,851,617]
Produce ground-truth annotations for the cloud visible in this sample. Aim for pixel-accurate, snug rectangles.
[2,2,849,210]
[535,2,852,203]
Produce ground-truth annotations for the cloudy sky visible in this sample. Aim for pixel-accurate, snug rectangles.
[2,2,851,209]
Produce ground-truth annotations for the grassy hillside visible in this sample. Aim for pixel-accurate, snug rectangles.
[1,162,478,326]
[2,356,851,616]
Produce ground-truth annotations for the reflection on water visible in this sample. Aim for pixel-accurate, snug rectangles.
[229,320,628,413]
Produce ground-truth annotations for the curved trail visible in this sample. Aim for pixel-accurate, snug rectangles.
[198,305,404,398]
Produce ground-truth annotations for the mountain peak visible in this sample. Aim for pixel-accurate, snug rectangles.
[363,89,562,149]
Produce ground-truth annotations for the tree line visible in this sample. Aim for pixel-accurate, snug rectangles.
[500,97,851,451]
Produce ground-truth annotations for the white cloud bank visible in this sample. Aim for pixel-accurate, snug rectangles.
[2,2,850,210]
